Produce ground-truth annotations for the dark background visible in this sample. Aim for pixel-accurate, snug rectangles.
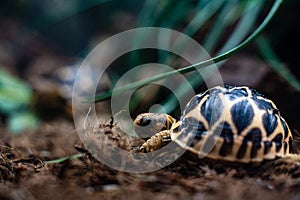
[0,0,299,131]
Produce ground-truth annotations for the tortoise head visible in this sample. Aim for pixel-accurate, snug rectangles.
[134,113,175,139]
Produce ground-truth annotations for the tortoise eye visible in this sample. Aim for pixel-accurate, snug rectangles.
[137,117,151,126]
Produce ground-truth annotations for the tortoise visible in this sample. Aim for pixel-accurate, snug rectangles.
[134,85,297,163]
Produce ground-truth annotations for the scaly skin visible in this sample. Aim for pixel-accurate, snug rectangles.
[139,130,172,152]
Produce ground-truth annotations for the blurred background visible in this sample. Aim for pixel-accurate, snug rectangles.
[0,0,299,134]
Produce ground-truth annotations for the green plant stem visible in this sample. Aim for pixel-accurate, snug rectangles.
[94,0,283,102]
[44,153,83,164]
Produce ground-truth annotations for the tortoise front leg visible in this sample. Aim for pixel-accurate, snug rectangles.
[139,130,172,152]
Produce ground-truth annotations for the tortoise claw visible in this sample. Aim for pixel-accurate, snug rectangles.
[162,136,172,143]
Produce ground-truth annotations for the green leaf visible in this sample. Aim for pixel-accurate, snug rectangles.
[8,111,39,134]
[0,68,33,114]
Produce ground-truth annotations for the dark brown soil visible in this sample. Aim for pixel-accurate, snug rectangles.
[1,120,300,200]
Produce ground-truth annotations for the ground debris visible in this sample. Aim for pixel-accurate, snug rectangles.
[0,120,300,199]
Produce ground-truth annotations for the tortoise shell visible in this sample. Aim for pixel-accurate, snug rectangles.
[174,85,293,163]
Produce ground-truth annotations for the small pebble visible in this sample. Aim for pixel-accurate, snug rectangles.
[102,184,119,191]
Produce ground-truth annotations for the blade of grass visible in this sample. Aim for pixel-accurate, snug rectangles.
[156,0,226,69]
[129,0,194,111]
[130,0,172,69]
[256,35,300,92]
[137,0,165,26]
[44,153,83,164]
[155,0,238,113]
[203,0,240,52]
[156,1,194,62]
[218,0,264,54]
[183,0,225,37]
[94,0,283,102]
[133,0,222,75]
[156,0,265,114]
